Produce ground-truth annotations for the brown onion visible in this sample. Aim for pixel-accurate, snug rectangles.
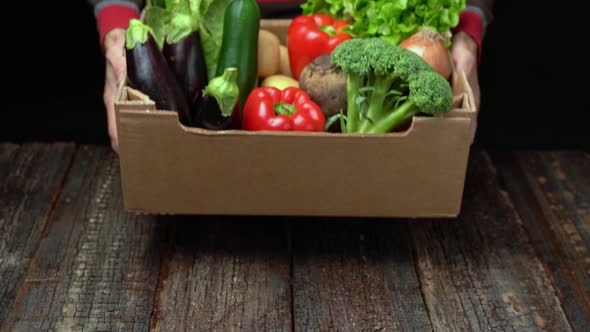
[399,28,452,80]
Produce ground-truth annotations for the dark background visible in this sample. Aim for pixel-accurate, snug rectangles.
[0,1,587,149]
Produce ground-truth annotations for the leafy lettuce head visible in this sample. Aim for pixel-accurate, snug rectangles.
[301,0,466,45]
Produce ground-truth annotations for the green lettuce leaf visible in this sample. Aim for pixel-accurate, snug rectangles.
[146,0,167,8]
[165,0,180,9]
[143,6,172,48]
[144,0,245,79]
[164,0,198,44]
[301,0,465,44]
[199,0,233,80]
[144,0,197,47]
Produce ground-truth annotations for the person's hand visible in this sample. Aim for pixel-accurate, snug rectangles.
[102,28,127,154]
[451,31,480,142]
[451,31,480,110]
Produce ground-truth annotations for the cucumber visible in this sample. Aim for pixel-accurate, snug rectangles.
[215,0,260,111]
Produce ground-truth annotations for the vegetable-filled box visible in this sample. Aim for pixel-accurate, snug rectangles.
[114,19,477,218]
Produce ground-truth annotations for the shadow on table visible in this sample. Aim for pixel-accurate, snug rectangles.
[146,149,529,269]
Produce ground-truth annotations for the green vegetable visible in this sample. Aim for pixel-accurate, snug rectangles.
[330,37,453,133]
[215,0,260,110]
[165,0,198,44]
[301,0,465,45]
[198,0,234,80]
[204,68,240,117]
[146,0,171,9]
[143,0,233,80]
[143,6,171,48]
[143,0,196,48]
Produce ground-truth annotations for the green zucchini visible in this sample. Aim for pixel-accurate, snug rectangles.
[215,0,260,111]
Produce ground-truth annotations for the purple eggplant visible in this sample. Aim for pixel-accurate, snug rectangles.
[125,19,191,125]
[163,30,209,118]
[195,94,235,130]
[193,67,239,130]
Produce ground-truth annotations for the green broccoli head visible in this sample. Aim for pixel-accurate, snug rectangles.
[331,37,433,78]
[408,70,454,115]
[392,47,434,81]
[330,38,372,75]
[330,37,454,133]
[361,38,401,75]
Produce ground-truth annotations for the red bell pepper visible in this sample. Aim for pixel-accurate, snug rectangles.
[287,14,353,80]
[243,86,325,132]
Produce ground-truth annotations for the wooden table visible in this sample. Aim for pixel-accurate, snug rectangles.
[1,143,589,331]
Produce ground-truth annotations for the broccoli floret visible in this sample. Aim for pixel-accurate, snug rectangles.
[331,38,373,75]
[330,38,453,134]
[331,38,374,132]
[367,70,454,133]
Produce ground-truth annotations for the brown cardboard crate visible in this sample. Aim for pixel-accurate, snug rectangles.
[114,19,476,218]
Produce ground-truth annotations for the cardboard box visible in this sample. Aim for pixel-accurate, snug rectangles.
[114,19,477,218]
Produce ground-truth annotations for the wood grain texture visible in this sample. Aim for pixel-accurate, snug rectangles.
[0,144,20,180]
[0,143,75,326]
[2,146,164,332]
[3,143,589,332]
[492,150,590,331]
[291,219,431,332]
[410,150,572,332]
[150,217,292,332]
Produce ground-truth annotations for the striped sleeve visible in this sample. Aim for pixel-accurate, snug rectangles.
[88,0,142,44]
[452,0,495,64]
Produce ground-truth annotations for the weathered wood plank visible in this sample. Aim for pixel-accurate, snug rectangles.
[3,146,164,332]
[0,143,76,326]
[0,144,21,180]
[291,219,431,331]
[491,150,590,331]
[548,151,590,253]
[410,150,572,332]
[150,217,292,332]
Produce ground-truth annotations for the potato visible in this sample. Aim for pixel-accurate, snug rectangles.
[279,45,292,77]
[257,29,281,78]
[261,75,299,90]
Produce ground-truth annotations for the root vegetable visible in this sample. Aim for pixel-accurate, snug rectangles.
[399,28,452,80]
[257,29,281,77]
[298,54,347,120]
[279,45,292,77]
[261,75,299,90]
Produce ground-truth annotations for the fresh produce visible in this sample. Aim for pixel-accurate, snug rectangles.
[196,0,236,80]
[400,28,452,80]
[261,75,299,90]
[145,0,234,81]
[300,0,465,45]
[146,0,169,9]
[162,31,209,114]
[330,38,453,133]
[287,13,352,80]
[298,54,347,119]
[125,19,191,125]
[215,0,261,111]
[257,29,281,77]
[193,68,240,130]
[147,0,209,120]
[143,5,170,48]
[243,86,325,131]
[279,45,292,77]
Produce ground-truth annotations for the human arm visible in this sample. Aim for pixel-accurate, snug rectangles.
[450,0,495,140]
[89,0,142,153]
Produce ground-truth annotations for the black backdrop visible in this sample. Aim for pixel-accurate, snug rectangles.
[0,1,587,149]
